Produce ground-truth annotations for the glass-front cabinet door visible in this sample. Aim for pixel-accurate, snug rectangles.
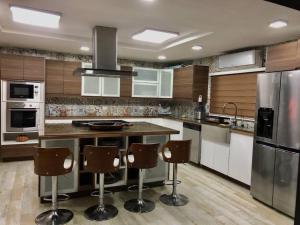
[81,62,120,97]
[159,69,173,98]
[132,67,173,98]
[102,77,120,97]
[82,76,101,96]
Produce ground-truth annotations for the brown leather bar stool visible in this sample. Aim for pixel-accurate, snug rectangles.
[160,140,191,206]
[83,146,120,221]
[33,147,74,225]
[124,143,160,213]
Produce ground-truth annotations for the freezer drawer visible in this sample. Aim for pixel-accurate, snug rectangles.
[273,149,299,217]
[278,70,300,150]
[251,142,276,206]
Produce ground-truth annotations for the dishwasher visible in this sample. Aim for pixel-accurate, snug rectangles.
[183,122,201,164]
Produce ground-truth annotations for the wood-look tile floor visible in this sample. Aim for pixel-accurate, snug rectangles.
[0,160,293,225]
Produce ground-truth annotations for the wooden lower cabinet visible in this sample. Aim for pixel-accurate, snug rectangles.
[0,144,37,161]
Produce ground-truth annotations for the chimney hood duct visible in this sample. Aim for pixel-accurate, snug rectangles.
[74,26,137,77]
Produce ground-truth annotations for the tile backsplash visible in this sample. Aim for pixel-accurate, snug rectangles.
[46,97,196,118]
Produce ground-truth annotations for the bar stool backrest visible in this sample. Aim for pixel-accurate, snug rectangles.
[127,143,160,169]
[34,147,74,176]
[163,140,191,164]
[83,146,119,173]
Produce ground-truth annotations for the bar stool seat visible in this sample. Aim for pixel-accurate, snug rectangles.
[83,146,120,221]
[124,143,160,213]
[160,140,191,206]
[34,147,74,225]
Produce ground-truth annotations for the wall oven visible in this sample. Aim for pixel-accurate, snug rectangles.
[3,81,42,102]
[6,102,40,132]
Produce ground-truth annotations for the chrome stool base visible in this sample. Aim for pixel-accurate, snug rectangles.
[84,204,118,221]
[35,209,73,225]
[160,194,189,206]
[124,199,155,213]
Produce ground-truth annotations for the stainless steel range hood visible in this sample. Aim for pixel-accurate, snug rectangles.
[74,26,137,77]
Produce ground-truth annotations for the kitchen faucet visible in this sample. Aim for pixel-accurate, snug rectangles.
[222,102,238,127]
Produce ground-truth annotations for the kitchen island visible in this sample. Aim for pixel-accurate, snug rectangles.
[38,121,179,199]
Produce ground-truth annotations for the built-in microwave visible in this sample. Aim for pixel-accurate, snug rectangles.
[6,102,40,132]
[3,81,42,102]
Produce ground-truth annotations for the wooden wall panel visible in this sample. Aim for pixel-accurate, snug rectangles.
[63,61,81,95]
[210,72,257,118]
[266,41,297,72]
[120,66,132,97]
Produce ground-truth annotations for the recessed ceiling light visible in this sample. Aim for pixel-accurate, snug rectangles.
[80,46,90,51]
[269,20,288,29]
[192,45,203,51]
[132,29,178,44]
[143,0,155,2]
[10,6,61,28]
[158,55,166,60]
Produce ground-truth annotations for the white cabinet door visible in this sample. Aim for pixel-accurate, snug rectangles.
[101,77,120,97]
[213,142,230,174]
[159,69,173,98]
[228,133,254,185]
[200,139,215,169]
[200,124,230,175]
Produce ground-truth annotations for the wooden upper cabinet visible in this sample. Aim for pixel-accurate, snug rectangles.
[0,54,24,80]
[173,65,209,102]
[120,66,132,97]
[23,56,45,81]
[266,41,298,72]
[46,60,64,94]
[63,61,81,95]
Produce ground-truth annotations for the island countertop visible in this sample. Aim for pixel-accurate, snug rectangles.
[39,122,179,139]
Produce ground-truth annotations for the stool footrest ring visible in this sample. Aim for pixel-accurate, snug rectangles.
[43,194,70,202]
[127,184,149,192]
[164,179,182,186]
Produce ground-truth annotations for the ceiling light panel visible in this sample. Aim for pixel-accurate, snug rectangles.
[132,29,178,44]
[80,46,90,51]
[158,55,166,60]
[192,45,203,51]
[10,6,61,28]
[269,20,288,29]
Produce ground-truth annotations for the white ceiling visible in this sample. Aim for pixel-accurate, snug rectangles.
[1,0,300,62]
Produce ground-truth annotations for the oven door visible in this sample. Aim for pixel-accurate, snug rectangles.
[6,108,39,132]
[8,82,35,101]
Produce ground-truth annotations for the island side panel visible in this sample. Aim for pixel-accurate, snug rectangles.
[143,135,169,183]
[39,138,79,197]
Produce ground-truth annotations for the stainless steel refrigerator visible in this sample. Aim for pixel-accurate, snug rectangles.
[251,70,300,218]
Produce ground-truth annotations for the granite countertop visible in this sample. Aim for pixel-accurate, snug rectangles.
[45,115,254,136]
[40,122,179,139]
